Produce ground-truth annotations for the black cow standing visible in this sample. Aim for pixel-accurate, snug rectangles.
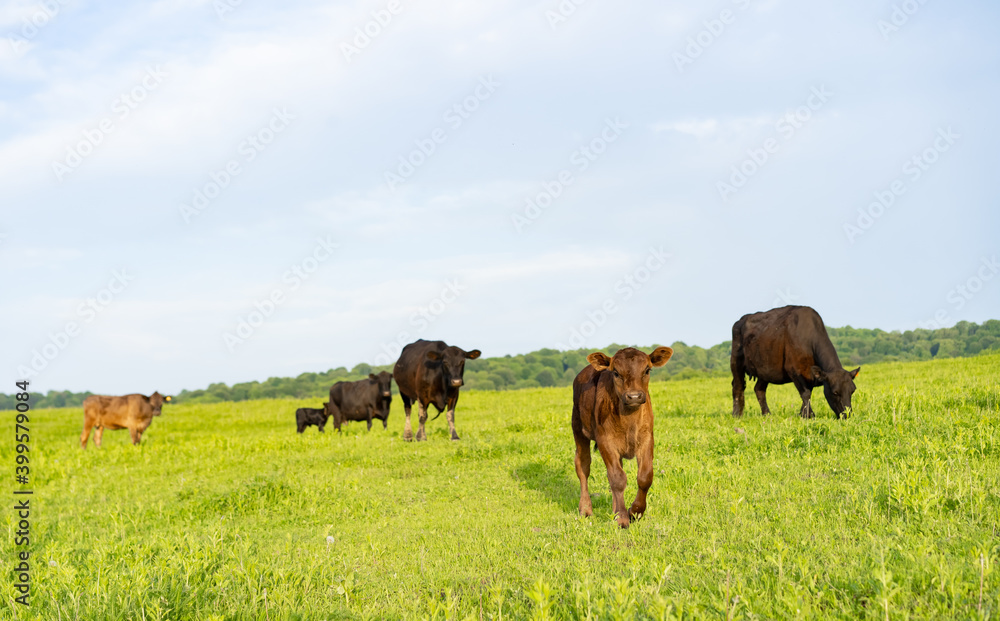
[296,403,330,433]
[328,372,393,432]
[731,305,860,418]
[393,339,481,441]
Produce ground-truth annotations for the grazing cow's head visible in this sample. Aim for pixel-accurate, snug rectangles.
[426,346,481,388]
[812,366,860,416]
[148,392,171,416]
[588,346,673,410]
[323,402,331,418]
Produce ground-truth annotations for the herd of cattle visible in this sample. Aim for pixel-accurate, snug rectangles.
[79,305,860,528]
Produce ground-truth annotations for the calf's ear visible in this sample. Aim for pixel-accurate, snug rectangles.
[849,367,861,379]
[164,396,172,402]
[426,350,442,361]
[811,366,826,382]
[587,352,612,371]
[649,346,674,367]
[464,349,482,360]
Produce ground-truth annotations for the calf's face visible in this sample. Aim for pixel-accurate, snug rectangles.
[588,347,673,410]
[813,366,860,416]
[148,392,171,416]
[426,346,481,388]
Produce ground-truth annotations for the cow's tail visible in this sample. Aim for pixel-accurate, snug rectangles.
[431,410,443,421]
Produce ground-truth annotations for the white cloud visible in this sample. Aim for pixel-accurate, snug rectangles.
[650,116,772,139]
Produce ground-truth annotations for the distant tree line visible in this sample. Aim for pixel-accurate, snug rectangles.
[3,319,997,409]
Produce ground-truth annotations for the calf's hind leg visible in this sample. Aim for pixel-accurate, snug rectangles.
[415,403,428,441]
[402,395,414,441]
[80,419,94,448]
[599,448,631,529]
[629,443,654,521]
[731,366,746,417]
[573,431,593,517]
[754,380,771,416]
[730,339,746,417]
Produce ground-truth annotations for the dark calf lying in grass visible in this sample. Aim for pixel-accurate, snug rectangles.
[571,346,673,528]
[296,404,330,433]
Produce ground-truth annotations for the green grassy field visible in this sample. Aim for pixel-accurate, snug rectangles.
[3,353,999,620]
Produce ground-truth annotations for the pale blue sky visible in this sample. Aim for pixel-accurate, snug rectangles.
[1,0,998,394]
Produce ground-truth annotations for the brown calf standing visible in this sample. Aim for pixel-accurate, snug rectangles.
[81,392,171,448]
[571,346,673,528]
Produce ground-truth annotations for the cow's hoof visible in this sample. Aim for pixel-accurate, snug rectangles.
[450,434,460,441]
[579,504,593,517]
[617,518,630,529]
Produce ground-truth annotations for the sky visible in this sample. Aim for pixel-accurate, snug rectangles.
[1,0,998,395]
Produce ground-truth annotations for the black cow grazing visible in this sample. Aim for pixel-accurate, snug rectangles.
[731,305,860,419]
[393,339,481,441]
[328,371,393,432]
[296,404,330,433]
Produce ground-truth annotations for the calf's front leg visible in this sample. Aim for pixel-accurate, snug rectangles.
[446,406,460,441]
[793,377,814,418]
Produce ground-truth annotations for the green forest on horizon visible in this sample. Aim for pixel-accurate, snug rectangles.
[4,319,998,410]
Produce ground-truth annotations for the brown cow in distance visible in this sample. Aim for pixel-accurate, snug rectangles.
[393,339,480,441]
[572,346,673,529]
[731,305,860,419]
[81,391,171,448]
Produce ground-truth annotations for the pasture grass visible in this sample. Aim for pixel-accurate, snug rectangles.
[2,353,999,619]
